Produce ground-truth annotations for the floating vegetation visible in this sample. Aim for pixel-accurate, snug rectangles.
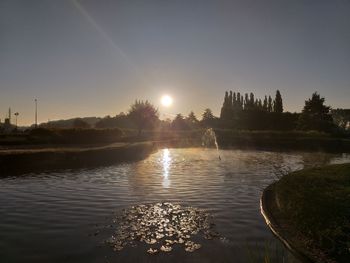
[105,202,220,254]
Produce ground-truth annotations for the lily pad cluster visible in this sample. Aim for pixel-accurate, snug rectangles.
[106,202,220,254]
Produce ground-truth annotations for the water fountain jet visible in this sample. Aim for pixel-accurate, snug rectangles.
[202,128,221,160]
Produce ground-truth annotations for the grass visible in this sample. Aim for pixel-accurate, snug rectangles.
[29,128,124,144]
[1,128,350,153]
[246,240,291,263]
[215,129,350,152]
[274,163,350,262]
[0,128,124,146]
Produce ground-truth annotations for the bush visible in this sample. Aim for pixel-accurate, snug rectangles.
[28,128,124,144]
[29,128,56,137]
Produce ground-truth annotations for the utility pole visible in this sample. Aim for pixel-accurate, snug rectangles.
[35,99,38,128]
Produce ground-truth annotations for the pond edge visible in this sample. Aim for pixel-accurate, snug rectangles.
[260,183,315,263]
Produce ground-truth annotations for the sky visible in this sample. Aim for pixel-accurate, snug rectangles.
[0,0,349,126]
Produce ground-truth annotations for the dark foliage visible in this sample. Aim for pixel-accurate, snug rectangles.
[235,111,298,130]
[128,100,159,135]
[331,109,350,130]
[40,117,100,129]
[171,114,190,130]
[214,129,350,152]
[297,92,335,132]
[95,113,136,129]
[28,127,55,137]
[28,128,123,144]
[273,90,283,113]
[201,108,219,127]
[219,90,293,130]
[73,118,91,129]
[186,111,199,128]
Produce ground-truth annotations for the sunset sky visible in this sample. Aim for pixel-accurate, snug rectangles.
[1,0,349,125]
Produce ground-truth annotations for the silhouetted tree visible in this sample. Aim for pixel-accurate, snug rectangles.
[218,90,300,130]
[186,111,199,127]
[220,91,231,120]
[249,93,255,110]
[160,118,172,131]
[228,91,233,109]
[263,96,268,111]
[297,92,334,132]
[172,114,189,130]
[268,96,273,112]
[273,90,283,113]
[244,93,249,109]
[128,100,159,135]
[201,108,217,127]
[202,108,214,120]
[237,92,243,110]
[332,109,350,130]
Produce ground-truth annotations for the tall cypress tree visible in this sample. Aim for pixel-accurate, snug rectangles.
[232,92,236,111]
[273,90,283,113]
[244,93,249,110]
[263,96,268,111]
[237,92,241,109]
[249,93,255,108]
[228,91,233,109]
[268,96,273,112]
[220,91,230,119]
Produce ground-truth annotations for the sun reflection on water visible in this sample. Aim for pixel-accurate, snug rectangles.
[162,148,171,188]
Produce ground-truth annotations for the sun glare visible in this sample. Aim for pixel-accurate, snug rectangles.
[161,95,173,107]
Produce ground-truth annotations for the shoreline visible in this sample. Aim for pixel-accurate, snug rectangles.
[260,164,350,263]
[2,129,350,154]
[0,142,157,175]
[1,141,349,175]
[260,184,315,263]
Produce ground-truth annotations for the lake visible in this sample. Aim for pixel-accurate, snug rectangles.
[1,148,349,263]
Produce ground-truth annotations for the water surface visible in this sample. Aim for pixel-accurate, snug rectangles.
[1,148,349,263]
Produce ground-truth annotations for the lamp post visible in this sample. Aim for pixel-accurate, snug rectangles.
[14,112,19,129]
[35,99,38,128]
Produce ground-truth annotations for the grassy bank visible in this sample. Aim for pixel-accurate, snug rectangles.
[1,128,350,153]
[0,142,156,175]
[123,130,350,152]
[0,128,124,146]
[215,129,350,152]
[262,163,350,263]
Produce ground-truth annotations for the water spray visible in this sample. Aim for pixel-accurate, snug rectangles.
[202,128,221,160]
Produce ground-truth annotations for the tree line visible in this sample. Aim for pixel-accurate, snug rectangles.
[39,91,344,134]
[220,90,283,120]
[219,90,336,132]
[92,100,218,134]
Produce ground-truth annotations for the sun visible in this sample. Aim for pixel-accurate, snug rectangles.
[161,95,173,107]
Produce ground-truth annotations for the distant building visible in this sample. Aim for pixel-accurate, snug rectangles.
[3,118,13,133]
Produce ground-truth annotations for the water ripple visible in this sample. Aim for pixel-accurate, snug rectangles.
[0,148,349,263]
